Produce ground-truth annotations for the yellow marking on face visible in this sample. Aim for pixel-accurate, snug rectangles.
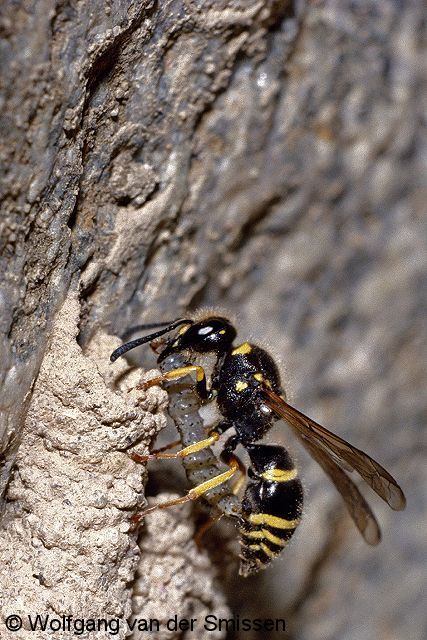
[232,342,252,356]
[219,329,226,335]
[244,528,287,547]
[261,468,298,482]
[177,324,191,335]
[235,380,249,392]
[248,513,299,529]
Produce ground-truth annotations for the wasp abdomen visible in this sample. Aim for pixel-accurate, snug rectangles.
[238,444,303,577]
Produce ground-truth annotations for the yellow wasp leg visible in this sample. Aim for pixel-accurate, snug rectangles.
[194,452,246,546]
[130,432,220,463]
[135,365,210,399]
[131,455,240,525]
[231,456,247,495]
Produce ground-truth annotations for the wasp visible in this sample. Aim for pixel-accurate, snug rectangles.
[110,315,406,577]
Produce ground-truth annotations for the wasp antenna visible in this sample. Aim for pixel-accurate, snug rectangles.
[110,318,193,362]
[122,320,185,340]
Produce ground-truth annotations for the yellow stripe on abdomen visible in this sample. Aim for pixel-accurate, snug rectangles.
[261,468,298,482]
[248,512,299,529]
[243,528,289,547]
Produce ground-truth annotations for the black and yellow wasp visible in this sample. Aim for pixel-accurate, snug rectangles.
[110,314,406,577]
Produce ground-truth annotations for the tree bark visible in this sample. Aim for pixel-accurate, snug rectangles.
[0,1,425,639]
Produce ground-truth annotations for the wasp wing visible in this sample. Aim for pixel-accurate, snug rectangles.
[304,438,354,473]
[263,389,406,512]
[301,436,381,544]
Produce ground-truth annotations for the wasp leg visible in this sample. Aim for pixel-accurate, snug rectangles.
[131,454,241,525]
[194,451,246,546]
[135,365,210,400]
[194,512,224,548]
[130,432,220,463]
[220,435,247,494]
[230,458,247,495]
[130,439,181,463]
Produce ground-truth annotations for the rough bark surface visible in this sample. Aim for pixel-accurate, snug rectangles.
[0,1,425,639]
